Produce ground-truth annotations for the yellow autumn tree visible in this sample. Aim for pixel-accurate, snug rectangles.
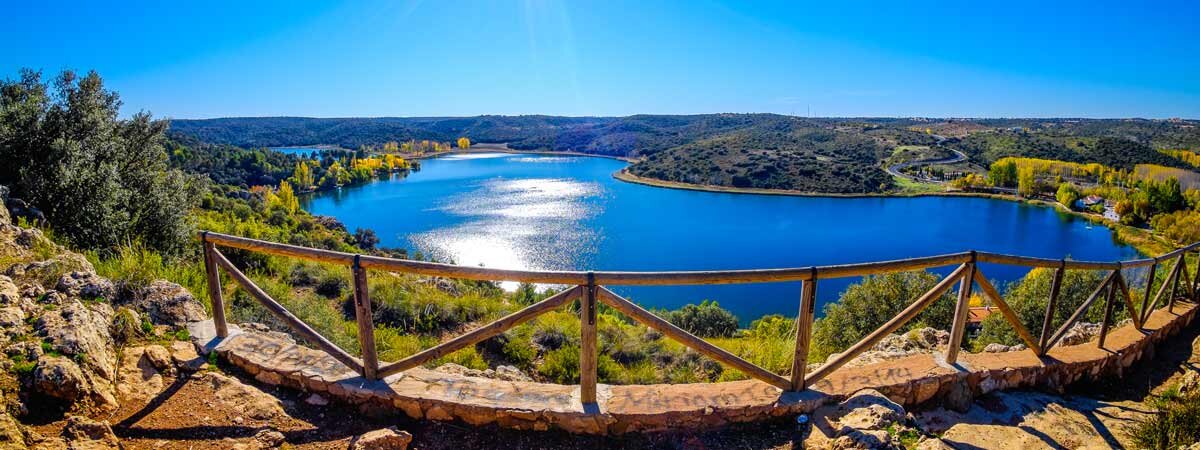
[293,161,314,190]
[276,180,299,214]
[457,137,471,149]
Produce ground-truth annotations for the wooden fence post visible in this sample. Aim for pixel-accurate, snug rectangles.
[201,233,229,338]
[1169,255,1183,313]
[580,273,598,405]
[1098,270,1119,348]
[1141,261,1158,324]
[1192,252,1200,302]
[946,255,976,364]
[1038,261,1065,355]
[790,271,817,391]
[352,256,379,381]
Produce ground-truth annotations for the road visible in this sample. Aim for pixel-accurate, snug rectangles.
[886,147,968,182]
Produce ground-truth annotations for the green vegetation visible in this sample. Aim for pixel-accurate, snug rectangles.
[1129,387,1200,449]
[810,272,956,361]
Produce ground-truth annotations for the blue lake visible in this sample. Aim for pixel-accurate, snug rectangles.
[302,152,1141,322]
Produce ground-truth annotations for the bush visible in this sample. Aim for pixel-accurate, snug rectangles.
[810,271,956,362]
[973,267,1118,349]
[1128,390,1200,449]
[660,300,739,338]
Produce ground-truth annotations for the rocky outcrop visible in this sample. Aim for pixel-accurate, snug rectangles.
[829,327,951,369]
[350,427,412,450]
[433,363,533,382]
[61,415,119,450]
[120,280,205,328]
[1058,322,1101,346]
[200,372,286,420]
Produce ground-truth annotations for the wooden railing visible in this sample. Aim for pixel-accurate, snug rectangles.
[199,231,1200,401]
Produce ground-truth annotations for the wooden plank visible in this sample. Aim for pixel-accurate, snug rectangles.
[1140,261,1158,325]
[596,287,791,390]
[1098,277,1118,348]
[211,248,364,374]
[973,270,1041,355]
[1169,255,1184,313]
[790,278,817,391]
[945,263,976,364]
[1044,270,1117,351]
[376,286,580,378]
[1113,271,1141,329]
[1145,257,1181,323]
[805,264,969,386]
[976,252,1118,270]
[202,240,229,338]
[1038,264,1065,354]
[351,259,379,380]
[580,280,598,404]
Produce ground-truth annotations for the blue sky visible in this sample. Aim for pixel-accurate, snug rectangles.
[3,0,1198,119]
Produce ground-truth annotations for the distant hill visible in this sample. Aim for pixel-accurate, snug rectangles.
[169,115,1200,194]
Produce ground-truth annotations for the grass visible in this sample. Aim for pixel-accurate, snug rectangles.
[1128,389,1200,449]
[891,175,945,194]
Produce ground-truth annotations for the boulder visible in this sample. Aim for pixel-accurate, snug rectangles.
[55,272,114,302]
[1058,322,1101,346]
[168,341,206,372]
[253,429,285,448]
[201,372,285,420]
[829,429,896,449]
[433,363,533,382]
[32,357,89,403]
[123,281,206,327]
[983,343,1012,353]
[0,276,17,305]
[350,427,412,450]
[61,415,119,450]
[35,300,117,380]
[833,389,905,432]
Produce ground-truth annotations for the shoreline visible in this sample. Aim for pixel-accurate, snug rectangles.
[311,145,1176,257]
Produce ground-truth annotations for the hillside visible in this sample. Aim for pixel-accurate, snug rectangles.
[169,115,1200,195]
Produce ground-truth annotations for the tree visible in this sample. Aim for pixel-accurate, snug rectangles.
[988,160,1018,187]
[457,137,471,149]
[1017,166,1036,197]
[0,69,202,256]
[1056,183,1081,208]
[810,271,957,361]
[1144,177,1185,215]
[974,268,1118,348]
[292,161,314,190]
[353,228,379,250]
[276,181,299,214]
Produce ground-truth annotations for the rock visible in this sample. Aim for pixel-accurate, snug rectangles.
[910,327,950,349]
[201,372,285,420]
[1058,322,1101,346]
[350,427,412,450]
[983,343,1012,353]
[61,415,118,449]
[168,341,205,372]
[55,272,114,302]
[1179,369,1200,396]
[5,341,41,361]
[304,394,329,406]
[830,429,896,449]
[494,365,533,382]
[915,437,953,450]
[141,345,173,375]
[834,389,905,432]
[123,281,206,327]
[0,411,26,449]
[33,357,89,403]
[36,300,116,377]
[0,276,18,305]
[0,307,25,336]
[253,429,285,448]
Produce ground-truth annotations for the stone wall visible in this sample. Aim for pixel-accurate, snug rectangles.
[190,301,1199,435]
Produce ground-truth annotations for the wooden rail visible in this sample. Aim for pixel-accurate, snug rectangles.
[198,230,1200,402]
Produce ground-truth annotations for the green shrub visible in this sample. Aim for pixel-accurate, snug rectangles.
[810,271,956,362]
[973,268,1120,349]
[659,300,739,338]
[1128,390,1200,449]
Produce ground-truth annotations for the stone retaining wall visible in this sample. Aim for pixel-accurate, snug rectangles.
[189,301,1198,434]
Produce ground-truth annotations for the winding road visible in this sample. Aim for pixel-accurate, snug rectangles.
[886,144,968,182]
